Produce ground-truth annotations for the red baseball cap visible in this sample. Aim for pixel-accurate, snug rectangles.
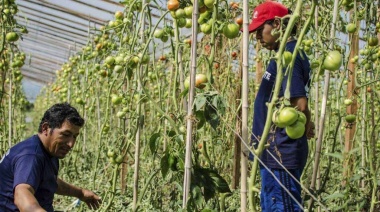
[248,1,289,33]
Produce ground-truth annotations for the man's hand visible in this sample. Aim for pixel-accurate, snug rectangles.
[306,122,315,139]
[56,178,101,210]
[80,189,102,210]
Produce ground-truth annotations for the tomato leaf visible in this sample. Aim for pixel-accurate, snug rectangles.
[323,192,345,200]
[204,103,219,130]
[194,94,207,111]
[149,132,161,154]
[212,95,226,114]
[325,152,343,161]
[166,130,176,137]
[160,152,170,179]
[209,170,231,193]
[192,167,231,203]
[191,185,204,207]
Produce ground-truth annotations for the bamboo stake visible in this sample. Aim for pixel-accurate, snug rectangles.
[240,0,249,210]
[232,83,241,190]
[133,2,147,210]
[313,7,321,212]
[308,0,340,209]
[8,70,12,148]
[182,0,199,206]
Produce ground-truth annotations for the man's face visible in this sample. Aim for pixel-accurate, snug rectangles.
[43,120,81,159]
[254,21,280,51]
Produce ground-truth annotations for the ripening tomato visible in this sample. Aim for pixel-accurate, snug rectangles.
[114,11,124,20]
[184,74,208,89]
[195,73,208,89]
[167,0,179,11]
[235,17,243,25]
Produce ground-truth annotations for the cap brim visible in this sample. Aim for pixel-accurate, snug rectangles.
[240,21,264,33]
[248,21,263,33]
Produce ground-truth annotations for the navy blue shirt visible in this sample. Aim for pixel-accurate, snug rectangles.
[0,135,59,211]
[251,40,310,170]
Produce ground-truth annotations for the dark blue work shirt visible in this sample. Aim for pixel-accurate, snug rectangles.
[251,40,310,170]
[0,135,59,211]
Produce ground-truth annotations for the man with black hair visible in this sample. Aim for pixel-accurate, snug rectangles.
[246,1,315,211]
[0,103,101,211]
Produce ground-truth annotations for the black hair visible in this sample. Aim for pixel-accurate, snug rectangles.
[38,102,84,133]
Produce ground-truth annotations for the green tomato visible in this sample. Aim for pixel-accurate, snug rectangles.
[297,111,307,125]
[177,18,187,28]
[184,6,193,18]
[222,23,240,39]
[154,29,164,39]
[5,32,19,42]
[323,50,342,71]
[104,56,115,66]
[278,107,299,127]
[283,51,292,67]
[368,36,379,47]
[204,0,215,8]
[185,19,192,28]
[346,23,356,33]
[111,94,123,105]
[175,8,186,19]
[344,99,353,106]
[345,114,356,123]
[285,121,305,139]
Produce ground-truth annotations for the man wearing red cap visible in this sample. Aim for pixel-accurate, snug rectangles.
[247,1,314,211]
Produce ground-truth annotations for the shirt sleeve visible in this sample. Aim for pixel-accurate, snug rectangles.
[13,154,44,192]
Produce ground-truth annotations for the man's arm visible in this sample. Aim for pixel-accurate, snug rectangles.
[56,178,101,209]
[290,96,315,139]
[14,184,46,212]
